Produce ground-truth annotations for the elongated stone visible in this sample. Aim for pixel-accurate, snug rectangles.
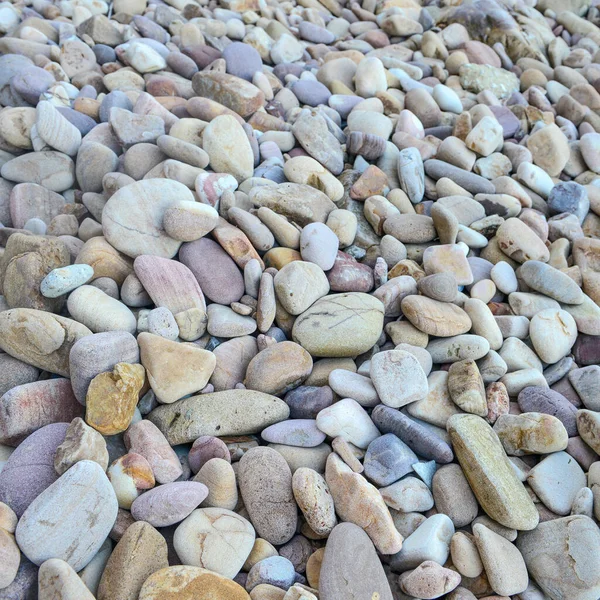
[447,414,539,531]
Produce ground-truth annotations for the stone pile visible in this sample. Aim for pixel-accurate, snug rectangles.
[0,0,600,597]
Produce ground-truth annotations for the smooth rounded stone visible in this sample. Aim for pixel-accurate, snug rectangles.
[328,370,378,407]
[372,406,453,464]
[495,316,529,340]
[261,420,325,449]
[494,413,568,457]
[529,309,577,365]
[399,560,461,598]
[1,151,74,193]
[67,285,136,335]
[192,72,265,119]
[202,115,254,183]
[560,294,600,337]
[491,262,518,294]
[451,532,483,579]
[518,261,584,305]
[39,264,93,299]
[36,101,81,157]
[147,307,179,341]
[250,183,336,228]
[103,179,193,259]
[527,451,586,516]
[0,378,81,446]
[496,218,550,263]
[473,523,528,597]
[109,108,164,149]
[124,420,182,485]
[107,453,155,510]
[517,515,600,600]
[245,341,312,396]
[292,293,384,358]
[363,433,418,486]
[424,159,495,195]
[299,223,338,272]
[162,201,218,243]
[207,304,256,337]
[325,453,402,555]
[526,123,569,177]
[407,372,463,428]
[193,457,237,510]
[269,443,330,474]
[139,332,215,404]
[130,481,208,527]
[38,558,96,600]
[246,556,294,592]
[383,213,436,244]
[16,460,117,571]
[8,183,64,230]
[54,417,108,475]
[508,292,560,319]
[69,331,139,405]
[292,468,336,535]
[188,437,230,475]
[291,80,331,107]
[447,414,538,531]
[369,349,428,408]
[273,261,329,316]
[402,295,472,338]
[284,386,334,421]
[222,41,262,81]
[448,360,487,417]
[139,565,250,599]
[432,463,479,528]
[0,423,67,518]
[426,335,490,364]
[319,522,392,600]
[97,523,166,600]
[238,447,296,546]
[148,390,289,445]
[173,508,255,578]
[0,308,91,378]
[418,273,457,302]
[11,64,54,103]
[398,147,424,204]
[380,476,433,513]
[316,398,380,449]
[501,369,549,397]
[391,513,455,572]
[210,336,258,392]
[180,237,244,305]
[372,276,417,318]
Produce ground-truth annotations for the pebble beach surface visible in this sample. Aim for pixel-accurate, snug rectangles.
[1,0,600,597]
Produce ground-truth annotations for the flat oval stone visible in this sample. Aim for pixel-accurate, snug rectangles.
[274,261,330,316]
[15,460,118,571]
[518,260,584,305]
[192,72,264,118]
[316,398,380,449]
[402,295,472,337]
[319,522,393,600]
[517,386,578,436]
[210,336,258,392]
[0,378,82,446]
[148,390,290,445]
[238,447,297,546]
[97,521,168,600]
[131,481,209,527]
[40,264,94,298]
[447,414,539,531]
[103,179,193,259]
[372,405,454,463]
[292,467,336,535]
[244,341,312,395]
[39,558,96,600]
[139,565,250,600]
[426,335,491,363]
[1,151,75,193]
[134,255,206,314]
[9,183,66,229]
[246,556,295,591]
[179,238,244,305]
[285,385,334,418]
[0,309,92,377]
[174,508,255,579]
[292,292,384,357]
[0,423,67,517]
[261,419,326,448]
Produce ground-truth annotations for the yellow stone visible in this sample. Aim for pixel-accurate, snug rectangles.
[86,363,146,435]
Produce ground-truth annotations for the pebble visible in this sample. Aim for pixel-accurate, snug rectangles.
[15,460,118,571]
